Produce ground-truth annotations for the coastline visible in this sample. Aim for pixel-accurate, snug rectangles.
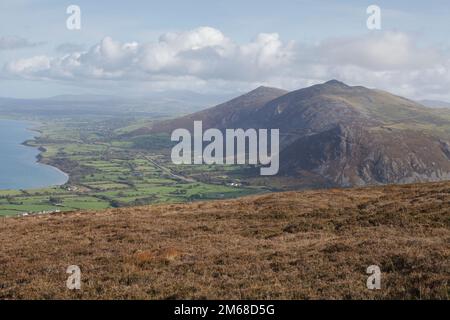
[0,118,69,189]
[24,121,70,185]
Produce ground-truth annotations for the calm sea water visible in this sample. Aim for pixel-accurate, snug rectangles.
[0,119,68,190]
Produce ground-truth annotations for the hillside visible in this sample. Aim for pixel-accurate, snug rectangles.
[131,80,450,188]
[0,181,449,299]
[134,86,288,134]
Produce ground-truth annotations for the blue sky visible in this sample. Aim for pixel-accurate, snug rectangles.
[1,0,450,100]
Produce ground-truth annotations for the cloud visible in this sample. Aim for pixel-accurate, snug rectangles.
[3,27,450,100]
[4,27,294,82]
[316,32,440,71]
[0,36,44,50]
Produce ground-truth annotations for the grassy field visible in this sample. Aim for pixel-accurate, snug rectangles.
[0,181,448,299]
[0,118,265,216]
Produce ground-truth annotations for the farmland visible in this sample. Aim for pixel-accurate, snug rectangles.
[0,117,264,216]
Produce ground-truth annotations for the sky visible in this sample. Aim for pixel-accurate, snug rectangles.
[0,0,450,101]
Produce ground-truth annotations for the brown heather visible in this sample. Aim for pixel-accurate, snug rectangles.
[0,181,449,300]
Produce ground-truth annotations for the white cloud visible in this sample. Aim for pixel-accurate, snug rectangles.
[3,27,450,100]
[6,56,50,75]
[316,32,439,70]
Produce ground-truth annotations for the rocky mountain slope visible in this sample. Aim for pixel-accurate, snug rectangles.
[134,80,450,187]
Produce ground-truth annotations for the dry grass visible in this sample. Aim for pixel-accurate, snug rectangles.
[0,182,449,299]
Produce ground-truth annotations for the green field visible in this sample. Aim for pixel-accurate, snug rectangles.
[0,117,266,216]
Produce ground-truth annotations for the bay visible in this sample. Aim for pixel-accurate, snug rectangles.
[0,119,68,190]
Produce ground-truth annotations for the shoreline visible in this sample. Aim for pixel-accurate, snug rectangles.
[24,121,70,186]
[0,118,69,190]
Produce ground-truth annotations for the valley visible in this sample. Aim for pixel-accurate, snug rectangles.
[2,80,450,215]
[0,117,266,216]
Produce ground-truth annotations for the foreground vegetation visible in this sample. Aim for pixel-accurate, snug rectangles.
[0,181,448,299]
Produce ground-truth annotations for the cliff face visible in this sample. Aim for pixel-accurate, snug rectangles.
[280,124,450,186]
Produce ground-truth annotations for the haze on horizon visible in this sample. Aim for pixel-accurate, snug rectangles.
[0,0,449,102]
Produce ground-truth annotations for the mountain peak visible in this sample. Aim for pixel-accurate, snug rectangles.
[247,85,287,96]
[323,79,349,87]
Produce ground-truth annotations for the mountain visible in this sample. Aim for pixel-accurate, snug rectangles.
[134,80,450,187]
[253,80,450,186]
[136,86,288,134]
[1,181,449,299]
[419,99,450,109]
